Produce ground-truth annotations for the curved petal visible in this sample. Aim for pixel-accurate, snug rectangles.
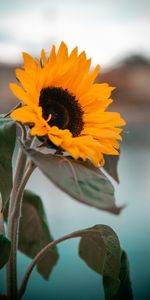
[11,106,38,123]
[9,83,32,106]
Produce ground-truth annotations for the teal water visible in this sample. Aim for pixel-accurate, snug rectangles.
[1,126,150,299]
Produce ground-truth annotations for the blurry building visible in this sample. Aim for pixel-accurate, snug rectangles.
[0,63,18,113]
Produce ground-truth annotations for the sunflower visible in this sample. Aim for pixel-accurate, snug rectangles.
[10,41,125,166]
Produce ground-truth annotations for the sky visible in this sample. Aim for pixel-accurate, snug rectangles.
[0,0,150,67]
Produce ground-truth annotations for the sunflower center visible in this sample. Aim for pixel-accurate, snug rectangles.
[39,87,84,136]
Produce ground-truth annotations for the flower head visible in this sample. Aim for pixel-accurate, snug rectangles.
[10,42,125,166]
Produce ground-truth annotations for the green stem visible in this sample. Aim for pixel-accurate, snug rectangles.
[7,146,35,299]
[7,147,27,299]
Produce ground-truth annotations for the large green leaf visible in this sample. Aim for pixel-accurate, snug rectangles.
[0,116,16,204]
[79,225,121,280]
[19,190,59,279]
[79,227,133,300]
[103,250,133,300]
[22,146,123,214]
[18,224,126,299]
[103,155,120,183]
[0,235,11,269]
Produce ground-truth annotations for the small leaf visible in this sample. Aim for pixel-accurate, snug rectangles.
[22,146,123,214]
[0,235,11,269]
[103,250,133,300]
[103,154,120,183]
[19,190,59,279]
[0,116,16,204]
[79,225,121,280]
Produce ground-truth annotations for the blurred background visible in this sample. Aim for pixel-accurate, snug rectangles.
[0,0,150,299]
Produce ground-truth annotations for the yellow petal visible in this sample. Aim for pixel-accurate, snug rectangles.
[9,83,32,105]
[48,134,62,146]
[41,49,47,67]
[76,64,100,98]
[57,41,68,63]
[48,45,56,67]
[83,111,126,126]
[82,127,122,139]
[22,52,37,70]
[31,125,47,136]
[69,46,78,60]
[16,69,36,96]
[11,106,38,123]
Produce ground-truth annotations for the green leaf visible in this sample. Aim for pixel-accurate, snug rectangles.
[103,155,120,183]
[21,146,123,214]
[79,226,133,299]
[103,250,133,300]
[19,190,59,279]
[0,235,11,269]
[0,116,16,204]
[79,225,121,279]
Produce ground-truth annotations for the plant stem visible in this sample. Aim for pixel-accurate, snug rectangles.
[19,228,98,299]
[4,102,21,118]
[7,147,27,299]
[7,146,35,299]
